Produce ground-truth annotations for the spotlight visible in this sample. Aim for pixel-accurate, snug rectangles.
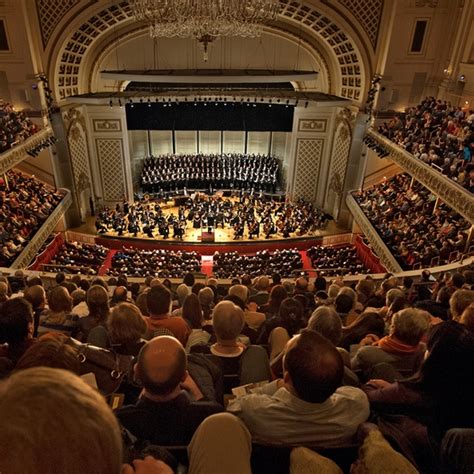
[139,98,143,103]
[129,99,134,108]
[304,101,309,108]
[148,98,151,107]
[109,99,113,107]
[118,99,122,107]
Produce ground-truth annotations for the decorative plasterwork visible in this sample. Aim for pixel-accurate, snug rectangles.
[0,127,55,175]
[346,192,403,273]
[36,0,81,48]
[367,129,474,224]
[293,138,324,202]
[11,190,73,269]
[53,0,366,102]
[96,138,126,201]
[336,0,384,49]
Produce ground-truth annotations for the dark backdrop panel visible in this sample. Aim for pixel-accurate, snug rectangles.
[126,102,293,131]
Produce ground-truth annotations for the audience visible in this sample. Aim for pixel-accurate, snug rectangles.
[378,97,473,190]
[307,245,368,276]
[354,173,470,268]
[0,102,38,153]
[0,170,63,265]
[46,241,108,274]
[0,260,472,472]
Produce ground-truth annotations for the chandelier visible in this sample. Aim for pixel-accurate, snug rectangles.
[130,0,280,60]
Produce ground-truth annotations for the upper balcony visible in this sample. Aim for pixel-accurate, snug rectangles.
[0,126,55,175]
[365,128,474,224]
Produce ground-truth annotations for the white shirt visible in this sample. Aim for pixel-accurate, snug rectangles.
[227,380,369,447]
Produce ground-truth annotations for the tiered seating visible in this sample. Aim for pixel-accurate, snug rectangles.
[213,248,302,278]
[354,173,470,269]
[0,170,63,266]
[307,245,368,275]
[0,102,38,153]
[107,247,201,278]
[45,242,109,275]
[378,97,474,191]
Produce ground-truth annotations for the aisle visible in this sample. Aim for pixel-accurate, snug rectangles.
[300,250,315,277]
[201,255,214,277]
[98,249,117,276]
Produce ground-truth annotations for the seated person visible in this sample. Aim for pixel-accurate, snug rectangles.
[191,300,271,392]
[116,335,223,446]
[227,330,369,447]
[144,284,191,345]
[351,308,430,379]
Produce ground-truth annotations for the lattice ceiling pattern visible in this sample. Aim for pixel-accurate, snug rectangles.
[337,0,384,48]
[55,0,365,101]
[278,1,363,101]
[36,0,80,48]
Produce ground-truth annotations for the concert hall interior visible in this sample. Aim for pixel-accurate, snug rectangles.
[0,1,473,473]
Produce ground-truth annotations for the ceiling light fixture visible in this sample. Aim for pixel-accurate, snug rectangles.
[130,0,279,61]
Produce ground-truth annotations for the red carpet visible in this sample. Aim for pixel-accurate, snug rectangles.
[98,249,117,276]
[300,251,316,277]
[201,255,214,277]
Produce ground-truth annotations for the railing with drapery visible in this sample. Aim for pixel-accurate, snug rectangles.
[0,127,55,175]
[27,233,65,271]
[345,192,403,273]
[11,190,72,269]
[353,234,387,274]
[366,128,474,224]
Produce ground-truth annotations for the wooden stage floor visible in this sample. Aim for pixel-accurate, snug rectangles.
[71,216,349,245]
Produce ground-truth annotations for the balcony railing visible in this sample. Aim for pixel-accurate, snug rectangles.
[366,128,474,224]
[346,192,403,273]
[11,189,72,269]
[0,126,55,175]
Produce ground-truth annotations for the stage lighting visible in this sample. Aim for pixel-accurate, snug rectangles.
[304,101,308,108]
[109,99,113,107]
[118,99,122,107]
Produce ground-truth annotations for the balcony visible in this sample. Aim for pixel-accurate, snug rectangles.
[11,189,73,269]
[366,128,474,224]
[346,192,403,273]
[0,127,55,175]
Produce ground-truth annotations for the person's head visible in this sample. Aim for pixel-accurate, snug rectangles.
[255,276,270,292]
[449,272,465,289]
[135,336,187,398]
[198,287,214,306]
[192,282,205,295]
[436,285,455,305]
[328,284,340,300]
[108,302,147,346]
[338,287,358,308]
[0,297,33,345]
[111,286,128,305]
[279,297,305,336]
[212,301,245,342]
[419,321,474,399]
[176,283,191,307]
[228,284,248,305]
[307,306,342,346]
[146,284,172,316]
[86,285,110,323]
[460,303,474,332]
[341,311,386,345]
[182,293,203,329]
[241,274,252,287]
[390,308,430,346]
[449,289,474,320]
[24,285,46,310]
[135,291,149,316]
[0,367,122,474]
[47,285,73,313]
[55,272,66,285]
[70,288,86,307]
[0,281,8,302]
[183,273,195,287]
[15,334,80,373]
[91,277,109,291]
[335,293,353,314]
[283,330,343,403]
[272,273,281,285]
[295,277,308,292]
[268,284,287,308]
[385,288,404,307]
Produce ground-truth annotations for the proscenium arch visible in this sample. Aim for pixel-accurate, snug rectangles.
[49,0,372,104]
[87,26,333,96]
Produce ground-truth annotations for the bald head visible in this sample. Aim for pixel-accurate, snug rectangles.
[136,336,187,397]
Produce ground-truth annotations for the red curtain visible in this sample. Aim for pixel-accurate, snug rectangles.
[354,234,387,274]
[28,233,65,270]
